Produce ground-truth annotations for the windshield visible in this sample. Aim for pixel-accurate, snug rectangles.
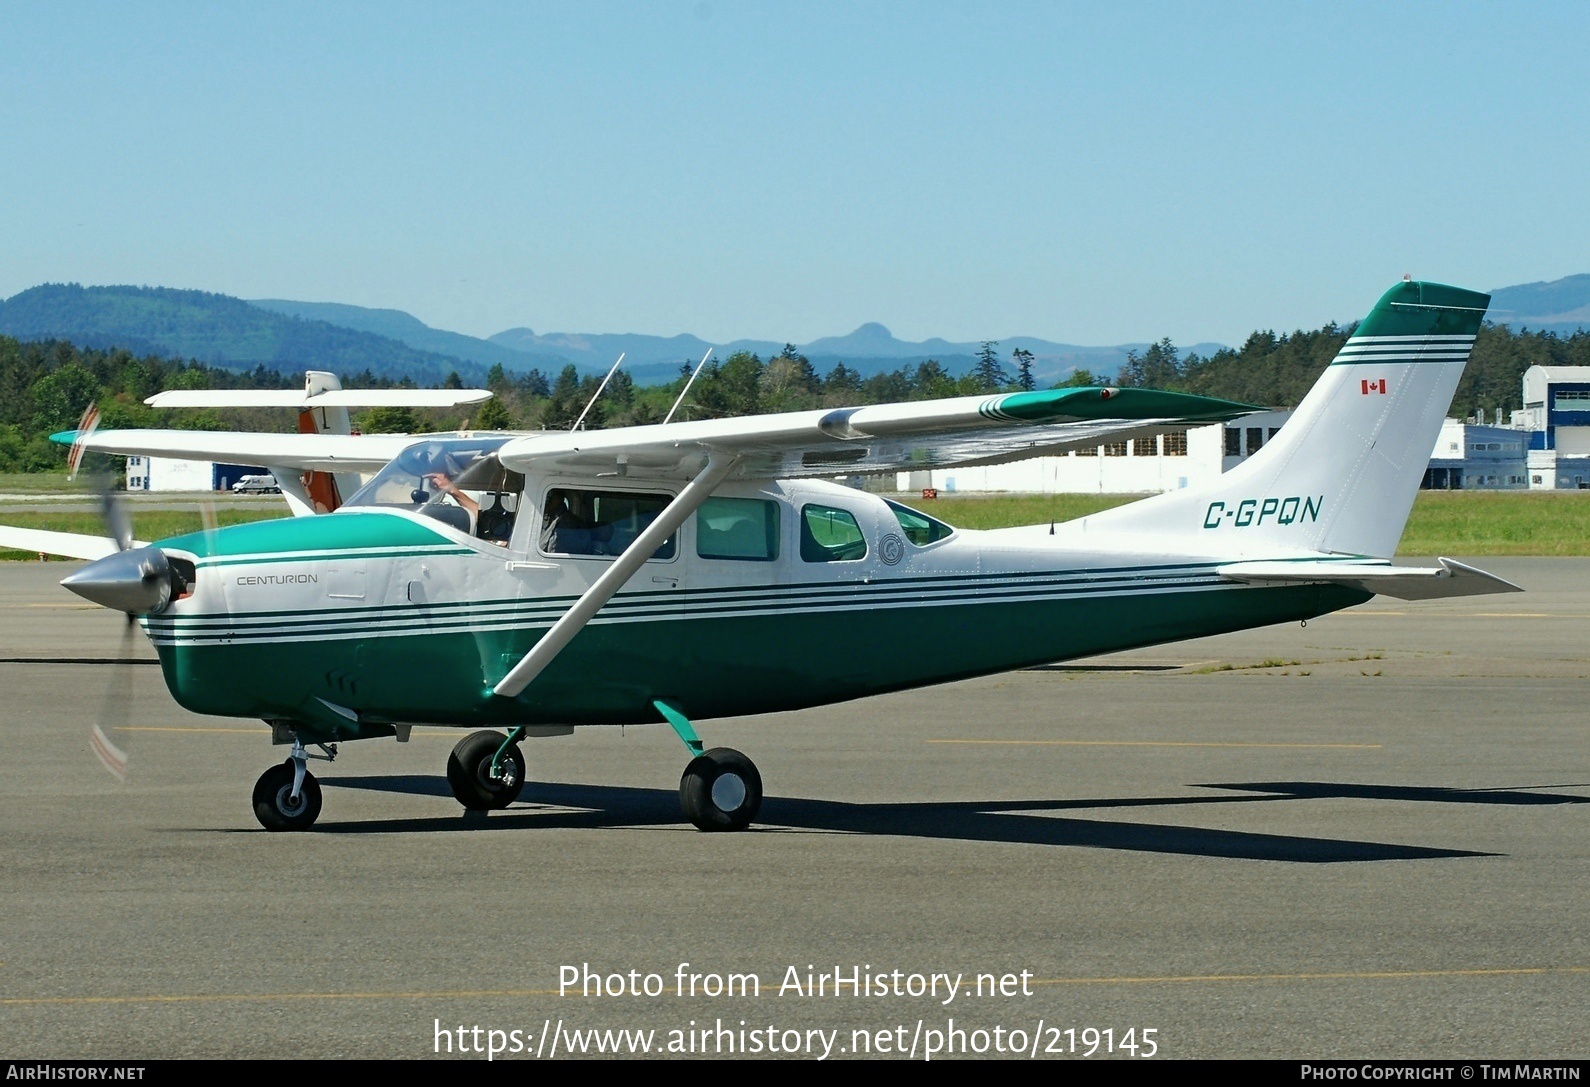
[342,437,514,511]
[884,499,954,545]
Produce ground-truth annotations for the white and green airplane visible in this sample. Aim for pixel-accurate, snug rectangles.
[0,280,1519,833]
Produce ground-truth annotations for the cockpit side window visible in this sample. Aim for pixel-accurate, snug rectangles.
[539,488,677,560]
[696,497,780,561]
[799,504,868,562]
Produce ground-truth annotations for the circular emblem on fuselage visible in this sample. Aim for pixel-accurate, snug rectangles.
[879,533,905,565]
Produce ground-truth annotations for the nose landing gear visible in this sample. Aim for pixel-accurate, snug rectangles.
[252,738,334,831]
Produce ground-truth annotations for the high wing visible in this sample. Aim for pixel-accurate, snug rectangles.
[497,386,1256,480]
[51,429,416,474]
[143,389,492,409]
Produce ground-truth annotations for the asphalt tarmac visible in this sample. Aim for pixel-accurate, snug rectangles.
[0,558,1584,1060]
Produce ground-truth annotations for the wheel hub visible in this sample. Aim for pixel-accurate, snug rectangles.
[275,785,307,818]
[480,760,518,790]
[711,772,747,812]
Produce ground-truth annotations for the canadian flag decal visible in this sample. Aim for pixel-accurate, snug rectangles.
[1361,378,1387,395]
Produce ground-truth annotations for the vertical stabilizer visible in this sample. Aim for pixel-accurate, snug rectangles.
[1079,281,1489,558]
[296,371,356,511]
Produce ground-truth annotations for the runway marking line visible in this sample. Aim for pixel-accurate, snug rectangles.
[929,740,1382,750]
[113,726,457,738]
[4,966,1585,1007]
[114,726,267,734]
[1032,965,1590,987]
[1337,612,1573,619]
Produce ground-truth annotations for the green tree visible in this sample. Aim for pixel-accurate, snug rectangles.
[542,365,585,428]
[761,345,820,412]
[472,396,515,430]
[821,363,863,405]
[911,360,958,400]
[1119,338,1180,388]
[1011,347,1036,392]
[716,351,764,416]
[517,369,550,398]
[358,406,420,433]
[30,362,100,431]
[861,367,913,403]
[971,341,1008,391]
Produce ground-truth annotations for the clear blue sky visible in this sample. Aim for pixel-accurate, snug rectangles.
[2,1,1586,347]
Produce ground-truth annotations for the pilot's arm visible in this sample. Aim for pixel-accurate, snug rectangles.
[426,473,479,523]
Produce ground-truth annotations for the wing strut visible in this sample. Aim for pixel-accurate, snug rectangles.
[492,450,740,699]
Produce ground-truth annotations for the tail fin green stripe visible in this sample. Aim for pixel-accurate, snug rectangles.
[1348,280,1490,341]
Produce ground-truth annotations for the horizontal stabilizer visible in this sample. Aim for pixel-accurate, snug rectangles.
[143,389,492,409]
[48,429,417,473]
[1216,557,1522,601]
[0,526,143,561]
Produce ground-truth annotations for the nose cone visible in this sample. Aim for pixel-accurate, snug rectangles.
[61,546,173,615]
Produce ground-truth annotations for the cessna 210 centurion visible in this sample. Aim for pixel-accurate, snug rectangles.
[0,280,1519,832]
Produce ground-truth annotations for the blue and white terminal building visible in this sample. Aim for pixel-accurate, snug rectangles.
[1516,366,1590,490]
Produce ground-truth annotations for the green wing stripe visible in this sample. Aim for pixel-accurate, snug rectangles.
[988,386,1257,423]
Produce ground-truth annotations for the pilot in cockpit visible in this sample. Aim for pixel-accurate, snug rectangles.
[425,471,518,546]
[425,472,478,532]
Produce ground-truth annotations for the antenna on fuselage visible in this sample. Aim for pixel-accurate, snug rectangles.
[571,353,625,431]
[663,349,714,425]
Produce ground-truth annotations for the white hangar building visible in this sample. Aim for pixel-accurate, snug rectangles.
[895,411,1292,496]
[1515,366,1590,490]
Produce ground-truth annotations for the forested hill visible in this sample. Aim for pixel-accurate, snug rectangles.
[0,284,487,387]
[1115,323,1590,419]
[3,297,1585,476]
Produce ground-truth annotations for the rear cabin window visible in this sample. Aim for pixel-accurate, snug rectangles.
[696,497,780,561]
[884,500,953,545]
[800,504,868,562]
[539,488,676,560]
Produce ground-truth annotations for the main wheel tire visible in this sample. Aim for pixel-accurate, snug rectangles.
[679,747,762,832]
[252,761,323,831]
[446,731,526,811]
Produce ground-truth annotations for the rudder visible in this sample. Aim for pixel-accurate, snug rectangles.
[1080,280,1489,559]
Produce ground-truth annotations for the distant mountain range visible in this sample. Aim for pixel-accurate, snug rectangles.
[0,284,1221,387]
[1486,274,1590,335]
[0,285,490,386]
[482,321,1214,387]
[5,275,1586,389]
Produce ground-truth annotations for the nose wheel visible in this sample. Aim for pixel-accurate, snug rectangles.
[252,762,322,831]
[447,730,526,810]
[251,737,335,831]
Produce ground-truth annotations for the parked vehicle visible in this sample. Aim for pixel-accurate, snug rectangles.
[231,474,280,495]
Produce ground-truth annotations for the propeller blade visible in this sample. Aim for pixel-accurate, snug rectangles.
[102,490,134,553]
[88,616,138,782]
[67,403,101,482]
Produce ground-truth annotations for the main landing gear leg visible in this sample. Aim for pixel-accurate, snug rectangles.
[252,737,334,831]
[446,729,526,811]
[654,699,762,833]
